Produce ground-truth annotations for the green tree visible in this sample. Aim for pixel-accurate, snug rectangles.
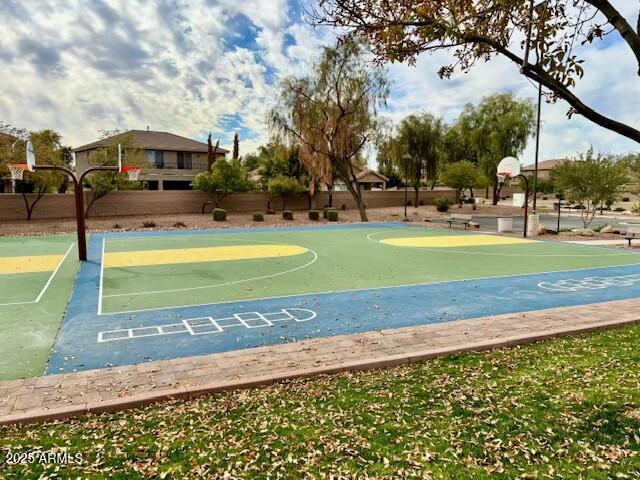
[270,39,389,221]
[457,93,535,204]
[398,113,444,200]
[254,141,308,190]
[550,149,629,228]
[267,175,305,210]
[84,130,147,217]
[193,158,252,209]
[312,1,640,144]
[441,161,489,207]
[1,125,70,220]
[242,152,261,172]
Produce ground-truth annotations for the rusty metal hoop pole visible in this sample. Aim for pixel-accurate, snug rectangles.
[33,165,119,261]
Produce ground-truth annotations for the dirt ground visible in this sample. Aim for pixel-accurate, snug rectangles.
[2,203,637,248]
[0,204,533,236]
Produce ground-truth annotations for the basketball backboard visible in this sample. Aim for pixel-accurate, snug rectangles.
[497,156,521,183]
[26,140,36,171]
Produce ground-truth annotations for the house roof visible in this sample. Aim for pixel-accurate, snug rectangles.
[356,169,389,182]
[73,130,229,154]
[522,159,565,171]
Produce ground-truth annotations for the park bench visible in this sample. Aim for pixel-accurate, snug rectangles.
[439,213,473,230]
[625,225,640,247]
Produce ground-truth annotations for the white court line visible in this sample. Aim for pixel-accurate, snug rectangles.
[0,243,75,307]
[100,258,640,316]
[365,229,638,257]
[102,248,319,299]
[97,238,106,315]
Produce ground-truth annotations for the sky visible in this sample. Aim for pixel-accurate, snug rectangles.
[0,0,638,168]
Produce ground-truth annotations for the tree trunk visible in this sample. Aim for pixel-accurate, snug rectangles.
[346,181,367,221]
[21,189,46,221]
[492,182,504,206]
[327,182,334,207]
[414,185,419,207]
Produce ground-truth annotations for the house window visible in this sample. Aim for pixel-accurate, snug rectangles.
[177,152,192,169]
[147,150,164,169]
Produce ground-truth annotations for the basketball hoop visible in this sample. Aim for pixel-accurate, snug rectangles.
[8,163,29,184]
[121,166,141,181]
[496,157,521,184]
[497,172,512,185]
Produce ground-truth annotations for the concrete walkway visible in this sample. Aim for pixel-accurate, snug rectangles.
[1,298,639,425]
[565,239,631,246]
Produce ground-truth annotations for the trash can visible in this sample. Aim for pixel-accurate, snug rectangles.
[498,217,513,233]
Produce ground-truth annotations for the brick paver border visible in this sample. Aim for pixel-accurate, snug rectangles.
[2,298,640,425]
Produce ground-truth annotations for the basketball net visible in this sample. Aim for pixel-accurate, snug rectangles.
[8,164,28,187]
[497,172,512,185]
[121,166,141,181]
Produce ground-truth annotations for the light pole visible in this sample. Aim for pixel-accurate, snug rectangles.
[533,82,542,213]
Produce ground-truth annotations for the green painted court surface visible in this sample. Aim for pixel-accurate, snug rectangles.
[101,227,640,314]
[2,225,640,381]
[0,235,79,379]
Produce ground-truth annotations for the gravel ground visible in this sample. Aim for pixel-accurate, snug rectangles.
[0,204,529,236]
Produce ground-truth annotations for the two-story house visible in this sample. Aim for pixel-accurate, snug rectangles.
[73,129,228,190]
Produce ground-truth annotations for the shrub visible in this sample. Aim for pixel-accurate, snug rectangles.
[434,197,453,212]
[142,221,156,228]
[173,221,186,228]
[341,204,346,211]
[406,200,412,206]
[323,206,335,219]
[623,196,630,202]
[252,212,264,222]
[308,210,320,221]
[266,209,275,215]
[614,207,626,212]
[418,199,425,206]
[112,223,122,229]
[542,196,548,200]
[573,204,586,210]
[326,209,339,221]
[282,210,294,220]
[213,208,227,221]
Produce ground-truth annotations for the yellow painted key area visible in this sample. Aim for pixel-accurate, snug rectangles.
[380,235,534,248]
[104,244,309,268]
[0,255,63,274]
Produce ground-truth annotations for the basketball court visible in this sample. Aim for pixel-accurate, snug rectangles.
[3,223,640,379]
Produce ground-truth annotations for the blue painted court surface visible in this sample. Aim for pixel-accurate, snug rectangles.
[47,223,640,374]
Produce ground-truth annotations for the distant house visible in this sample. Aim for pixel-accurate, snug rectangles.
[73,130,228,190]
[333,169,388,191]
[521,159,565,180]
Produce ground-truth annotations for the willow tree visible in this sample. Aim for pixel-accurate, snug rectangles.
[311,1,640,145]
[457,93,535,204]
[398,113,445,202]
[270,40,389,221]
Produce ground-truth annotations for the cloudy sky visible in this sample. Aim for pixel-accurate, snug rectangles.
[0,0,638,167]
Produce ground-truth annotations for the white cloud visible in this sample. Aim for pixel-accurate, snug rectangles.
[0,0,637,165]
[0,0,325,152]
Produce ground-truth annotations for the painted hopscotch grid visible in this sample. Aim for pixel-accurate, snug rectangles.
[538,273,640,292]
[97,308,317,343]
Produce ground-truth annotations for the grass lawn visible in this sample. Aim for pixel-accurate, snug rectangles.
[2,325,639,479]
